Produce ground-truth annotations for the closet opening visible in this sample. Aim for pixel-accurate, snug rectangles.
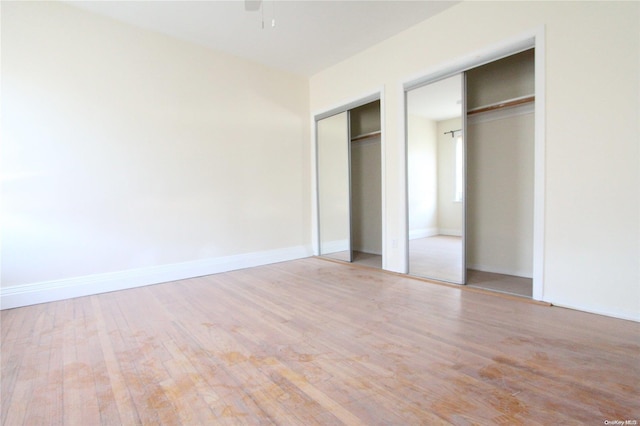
[350,101,382,268]
[405,45,539,299]
[465,48,535,298]
[316,97,383,269]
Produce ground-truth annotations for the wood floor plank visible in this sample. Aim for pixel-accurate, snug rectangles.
[1,304,48,426]
[0,302,32,424]
[90,295,138,425]
[38,301,63,423]
[2,257,639,425]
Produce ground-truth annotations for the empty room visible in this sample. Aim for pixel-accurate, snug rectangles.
[2,1,639,424]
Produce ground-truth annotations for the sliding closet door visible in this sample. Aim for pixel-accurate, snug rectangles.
[406,74,466,284]
[317,112,352,262]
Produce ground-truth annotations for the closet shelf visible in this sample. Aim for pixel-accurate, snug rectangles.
[467,95,534,116]
[351,130,381,142]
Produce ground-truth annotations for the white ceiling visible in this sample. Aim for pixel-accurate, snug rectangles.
[407,74,462,121]
[67,0,458,77]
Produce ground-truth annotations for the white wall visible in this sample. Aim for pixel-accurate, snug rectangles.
[407,115,438,238]
[1,2,311,293]
[309,1,639,321]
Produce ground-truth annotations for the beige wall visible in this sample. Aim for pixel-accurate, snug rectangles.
[351,138,382,255]
[1,1,310,287]
[310,1,639,320]
[350,101,381,137]
[466,49,535,110]
[350,102,382,255]
[407,115,438,238]
[467,109,535,277]
[466,51,535,277]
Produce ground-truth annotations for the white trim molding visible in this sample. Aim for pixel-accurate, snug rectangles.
[0,245,313,310]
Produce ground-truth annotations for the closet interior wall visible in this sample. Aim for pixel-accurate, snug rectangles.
[350,101,382,257]
[466,49,535,278]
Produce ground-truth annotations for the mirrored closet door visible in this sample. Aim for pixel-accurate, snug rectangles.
[406,74,466,284]
[317,111,352,262]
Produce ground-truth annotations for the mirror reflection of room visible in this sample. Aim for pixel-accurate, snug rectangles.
[407,74,464,283]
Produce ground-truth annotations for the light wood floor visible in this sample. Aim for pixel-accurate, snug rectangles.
[2,258,638,425]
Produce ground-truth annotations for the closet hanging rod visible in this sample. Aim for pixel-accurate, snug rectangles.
[467,95,535,116]
[444,129,462,137]
[351,130,381,142]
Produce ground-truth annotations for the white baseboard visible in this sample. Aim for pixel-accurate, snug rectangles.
[438,228,462,237]
[467,263,533,279]
[549,299,640,323]
[409,228,438,240]
[0,245,313,310]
